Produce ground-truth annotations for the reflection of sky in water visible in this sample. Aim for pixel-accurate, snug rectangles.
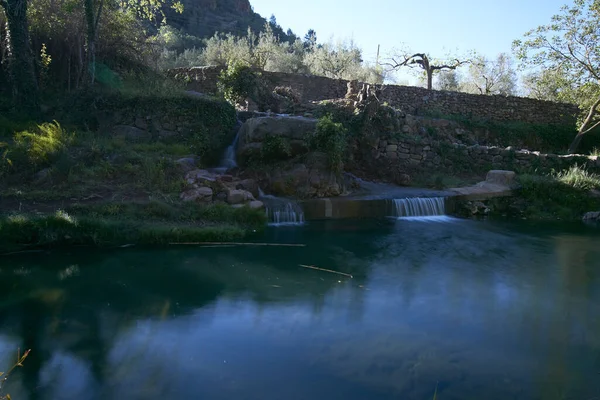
[0,219,599,400]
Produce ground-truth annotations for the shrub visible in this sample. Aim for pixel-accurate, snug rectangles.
[12,121,72,168]
[516,166,600,220]
[307,115,347,173]
[217,62,259,105]
[260,135,292,162]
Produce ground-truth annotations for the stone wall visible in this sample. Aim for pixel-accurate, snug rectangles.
[169,66,579,126]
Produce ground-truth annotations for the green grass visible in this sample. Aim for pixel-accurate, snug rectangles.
[590,148,600,157]
[516,166,600,220]
[0,205,266,253]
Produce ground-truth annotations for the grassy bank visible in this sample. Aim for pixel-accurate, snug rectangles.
[0,87,270,253]
[482,166,600,221]
[0,203,267,253]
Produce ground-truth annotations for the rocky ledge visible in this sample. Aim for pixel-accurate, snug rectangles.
[180,169,264,209]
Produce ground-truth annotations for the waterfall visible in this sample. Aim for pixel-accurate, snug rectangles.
[391,197,446,219]
[258,189,305,226]
[220,131,240,169]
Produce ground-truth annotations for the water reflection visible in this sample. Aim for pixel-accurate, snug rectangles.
[0,219,599,400]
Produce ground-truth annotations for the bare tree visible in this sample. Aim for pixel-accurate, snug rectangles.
[384,52,469,90]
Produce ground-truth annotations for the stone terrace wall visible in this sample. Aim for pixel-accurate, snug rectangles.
[169,66,579,126]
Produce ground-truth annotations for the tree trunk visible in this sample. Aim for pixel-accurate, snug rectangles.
[568,97,600,154]
[84,0,102,85]
[426,69,433,90]
[1,0,39,113]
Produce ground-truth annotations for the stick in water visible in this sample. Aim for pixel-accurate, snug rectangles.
[299,264,353,278]
[170,242,306,247]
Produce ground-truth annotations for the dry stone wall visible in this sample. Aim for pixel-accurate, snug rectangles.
[169,66,579,126]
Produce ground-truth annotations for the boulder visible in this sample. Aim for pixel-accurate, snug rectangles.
[236,179,259,198]
[175,157,197,172]
[583,211,600,221]
[227,189,254,205]
[180,187,213,202]
[485,170,516,187]
[185,169,218,185]
[248,200,265,210]
[237,116,318,163]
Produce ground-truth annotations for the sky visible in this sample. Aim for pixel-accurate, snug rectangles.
[250,0,568,84]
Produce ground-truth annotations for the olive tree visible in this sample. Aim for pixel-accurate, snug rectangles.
[513,0,600,153]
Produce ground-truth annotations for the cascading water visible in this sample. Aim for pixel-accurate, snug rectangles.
[391,197,447,219]
[220,131,240,169]
[258,189,305,226]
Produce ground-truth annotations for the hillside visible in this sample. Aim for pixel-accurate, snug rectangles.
[164,0,289,40]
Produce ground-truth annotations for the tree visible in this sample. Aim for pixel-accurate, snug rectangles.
[436,70,460,91]
[385,51,469,90]
[462,52,517,96]
[82,0,183,84]
[513,0,600,153]
[0,0,39,111]
[304,29,317,50]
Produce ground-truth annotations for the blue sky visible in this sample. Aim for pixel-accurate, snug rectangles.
[251,0,568,84]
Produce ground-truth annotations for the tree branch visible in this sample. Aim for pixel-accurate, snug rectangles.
[579,96,600,133]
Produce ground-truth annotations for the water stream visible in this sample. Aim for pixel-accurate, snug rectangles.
[258,189,305,226]
[391,197,448,220]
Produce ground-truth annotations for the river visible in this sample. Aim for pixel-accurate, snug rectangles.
[1,218,599,399]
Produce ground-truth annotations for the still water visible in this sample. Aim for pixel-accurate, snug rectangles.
[1,218,599,400]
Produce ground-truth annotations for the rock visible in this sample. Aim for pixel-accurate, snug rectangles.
[175,157,197,172]
[486,170,516,187]
[185,169,218,186]
[217,175,233,182]
[386,144,398,152]
[237,116,318,162]
[227,189,254,205]
[112,125,149,140]
[236,179,259,198]
[134,117,148,130]
[583,211,600,221]
[180,187,213,202]
[34,168,52,182]
[248,200,264,210]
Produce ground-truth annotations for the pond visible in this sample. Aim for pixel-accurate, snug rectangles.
[1,217,600,400]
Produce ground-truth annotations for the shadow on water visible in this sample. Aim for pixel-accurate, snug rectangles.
[0,217,599,399]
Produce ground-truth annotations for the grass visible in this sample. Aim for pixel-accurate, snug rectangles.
[590,148,600,157]
[515,165,600,220]
[0,203,267,253]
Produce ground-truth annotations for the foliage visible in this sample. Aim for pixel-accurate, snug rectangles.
[461,52,517,96]
[217,62,259,105]
[517,166,600,220]
[307,115,347,173]
[513,0,600,153]
[260,135,292,163]
[158,23,384,83]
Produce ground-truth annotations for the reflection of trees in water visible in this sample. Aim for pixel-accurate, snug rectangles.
[0,243,370,398]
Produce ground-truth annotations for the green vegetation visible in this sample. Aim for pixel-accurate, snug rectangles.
[515,166,600,220]
[217,62,260,105]
[307,115,348,173]
[0,348,31,400]
[513,0,600,154]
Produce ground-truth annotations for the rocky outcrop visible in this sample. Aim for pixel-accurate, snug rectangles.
[182,169,263,207]
[583,211,600,222]
[251,152,346,199]
[237,116,317,163]
[450,170,517,201]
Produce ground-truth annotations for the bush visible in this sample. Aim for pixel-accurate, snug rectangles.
[260,135,292,163]
[217,62,259,105]
[13,121,72,168]
[307,115,347,173]
[517,166,600,220]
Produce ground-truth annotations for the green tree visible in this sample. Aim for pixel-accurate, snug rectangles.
[462,52,517,96]
[0,0,39,112]
[82,0,183,84]
[513,0,600,153]
[435,70,460,91]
